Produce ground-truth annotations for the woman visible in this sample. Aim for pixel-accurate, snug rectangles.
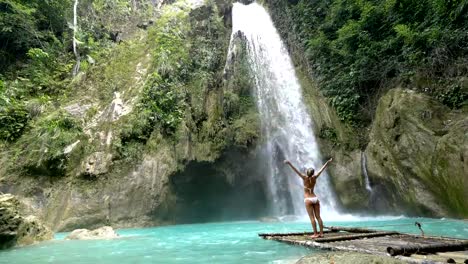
[284,158,333,238]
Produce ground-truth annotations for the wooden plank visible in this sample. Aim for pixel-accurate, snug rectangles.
[327,226,382,233]
[314,231,399,243]
[329,237,392,252]
[259,226,468,264]
[266,236,387,256]
[258,230,337,237]
[387,241,468,256]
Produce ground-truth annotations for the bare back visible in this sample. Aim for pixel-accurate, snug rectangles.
[302,175,317,198]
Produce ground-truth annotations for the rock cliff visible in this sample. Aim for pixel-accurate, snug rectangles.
[0,0,266,231]
[0,194,53,249]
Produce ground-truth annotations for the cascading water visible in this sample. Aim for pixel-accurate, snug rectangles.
[361,151,373,192]
[229,2,339,217]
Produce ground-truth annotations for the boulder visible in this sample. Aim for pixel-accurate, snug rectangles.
[365,88,468,217]
[136,20,154,30]
[279,215,300,222]
[64,103,92,118]
[65,226,119,240]
[258,216,280,222]
[326,150,370,211]
[80,152,113,177]
[0,194,53,249]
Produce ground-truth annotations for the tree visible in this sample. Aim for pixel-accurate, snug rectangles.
[72,0,80,76]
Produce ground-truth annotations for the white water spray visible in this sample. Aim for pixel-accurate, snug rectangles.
[361,151,373,192]
[230,2,339,218]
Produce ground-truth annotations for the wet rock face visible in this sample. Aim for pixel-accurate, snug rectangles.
[0,0,258,232]
[327,150,369,210]
[80,152,113,177]
[64,103,93,118]
[237,0,254,4]
[0,194,53,249]
[169,148,268,223]
[364,88,468,217]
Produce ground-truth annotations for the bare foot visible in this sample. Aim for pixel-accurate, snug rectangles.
[310,234,319,239]
[318,233,324,238]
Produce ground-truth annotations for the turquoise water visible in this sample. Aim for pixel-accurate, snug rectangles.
[1,217,467,264]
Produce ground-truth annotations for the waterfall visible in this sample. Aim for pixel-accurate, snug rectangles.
[361,151,373,192]
[229,2,339,217]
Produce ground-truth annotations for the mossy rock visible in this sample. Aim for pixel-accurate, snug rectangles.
[0,194,53,249]
[365,88,468,217]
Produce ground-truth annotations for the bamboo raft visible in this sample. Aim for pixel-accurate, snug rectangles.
[259,226,468,263]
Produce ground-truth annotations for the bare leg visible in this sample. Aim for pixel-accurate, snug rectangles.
[313,202,324,237]
[305,201,318,237]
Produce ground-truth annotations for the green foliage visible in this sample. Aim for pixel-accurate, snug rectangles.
[0,0,74,110]
[0,0,39,70]
[148,5,191,80]
[12,111,84,176]
[0,0,71,72]
[0,77,30,142]
[0,98,29,142]
[232,111,260,148]
[117,74,185,162]
[78,38,148,102]
[21,47,72,95]
[139,74,185,136]
[435,80,468,109]
[285,0,468,123]
[319,126,339,146]
[119,5,190,146]
[188,4,226,73]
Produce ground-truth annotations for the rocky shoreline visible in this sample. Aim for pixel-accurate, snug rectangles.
[0,194,53,249]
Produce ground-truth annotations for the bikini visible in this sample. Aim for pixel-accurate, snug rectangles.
[304,197,319,204]
[303,186,319,204]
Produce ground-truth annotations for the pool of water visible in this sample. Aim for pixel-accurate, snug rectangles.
[1,217,467,264]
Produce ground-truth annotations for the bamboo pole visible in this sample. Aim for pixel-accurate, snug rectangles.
[314,231,399,243]
[387,241,468,256]
[268,236,387,256]
[258,230,337,237]
[326,226,382,233]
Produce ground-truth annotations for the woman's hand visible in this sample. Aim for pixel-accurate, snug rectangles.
[327,158,333,163]
[284,160,290,165]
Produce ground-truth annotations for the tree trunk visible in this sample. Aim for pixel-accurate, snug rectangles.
[387,241,468,256]
[72,0,80,76]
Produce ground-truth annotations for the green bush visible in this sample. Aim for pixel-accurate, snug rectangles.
[120,4,190,144]
[435,81,468,109]
[0,0,71,73]
[0,79,29,141]
[319,126,339,146]
[12,111,84,176]
[0,99,29,142]
[139,74,185,136]
[148,4,190,80]
[285,0,468,124]
[120,73,185,147]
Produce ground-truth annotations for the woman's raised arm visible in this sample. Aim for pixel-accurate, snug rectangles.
[314,158,333,178]
[284,160,305,179]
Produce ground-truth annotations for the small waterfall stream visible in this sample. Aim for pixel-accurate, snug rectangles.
[229,2,339,217]
[361,151,373,192]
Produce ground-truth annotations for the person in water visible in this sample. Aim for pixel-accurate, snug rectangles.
[284,158,333,238]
